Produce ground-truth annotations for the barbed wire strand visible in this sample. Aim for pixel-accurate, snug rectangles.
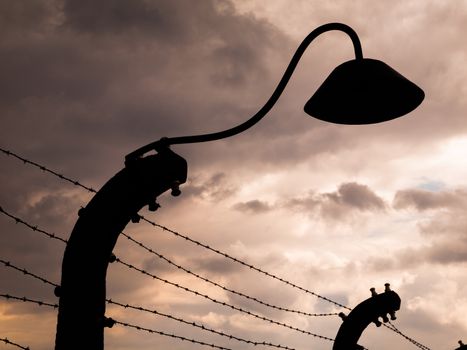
[108,299,295,350]
[121,231,339,318]
[0,294,58,309]
[0,148,96,193]
[113,256,335,342]
[384,322,431,350]
[1,205,338,321]
[0,337,30,350]
[138,215,350,311]
[0,206,68,244]
[0,259,59,288]
[0,148,432,350]
[1,259,296,350]
[0,148,360,312]
[1,148,347,310]
[115,319,235,350]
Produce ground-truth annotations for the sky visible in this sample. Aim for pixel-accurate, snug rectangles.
[1,0,467,349]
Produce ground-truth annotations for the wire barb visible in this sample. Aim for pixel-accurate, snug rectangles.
[0,147,97,193]
[139,215,351,311]
[107,298,296,350]
[0,258,59,288]
[0,206,68,244]
[0,293,59,309]
[121,231,339,318]
[113,256,335,342]
[0,337,30,350]
[114,319,235,350]
[384,322,432,350]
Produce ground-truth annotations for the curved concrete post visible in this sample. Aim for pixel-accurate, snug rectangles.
[333,284,401,350]
[55,147,187,350]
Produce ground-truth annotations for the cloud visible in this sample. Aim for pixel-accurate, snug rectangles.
[393,188,467,211]
[233,199,273,214]
[284,182,386,220]
[181,172,237,202]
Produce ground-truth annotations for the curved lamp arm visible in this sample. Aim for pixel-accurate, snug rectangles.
[126,22,362,162]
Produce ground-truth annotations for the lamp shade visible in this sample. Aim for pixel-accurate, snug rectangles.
[304,58,424,124]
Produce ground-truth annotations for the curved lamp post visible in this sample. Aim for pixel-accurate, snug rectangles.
[126,22,424,162]
[55,23,424,350]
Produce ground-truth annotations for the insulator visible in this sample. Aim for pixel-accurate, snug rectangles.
[370,287,378,297]
[338,312,347,321]
[109,253,116,263]
[77,207,86,217]
[171,181,181,197]
[373,319,382,327]
[103,317,116,328]
[382,314,389,323]
[384,283,391,292]
[148,200,161,212]
[389,311,397,320]
[54,286,61,297]
[130,214,141,223]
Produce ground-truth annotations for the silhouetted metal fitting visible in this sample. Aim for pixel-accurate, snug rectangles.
[389,311,397,320]
[384,283,391,292]
[77,207,86,217]
[373,319,382,327]
[338,312,347,321]
[109,253,117,263]
[459,341,465,346]
[171,181,181,197]
[130,213,141,223]
[370,287,378,297]
[54,286,61,297]
[103,316,116,328]
[382,314,389,323]
[148,200,161,212]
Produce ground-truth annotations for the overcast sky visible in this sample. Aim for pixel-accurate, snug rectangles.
[1,1,467,349]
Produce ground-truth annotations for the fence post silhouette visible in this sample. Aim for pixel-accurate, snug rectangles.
[333,284,401,350]
[54,147,187,350]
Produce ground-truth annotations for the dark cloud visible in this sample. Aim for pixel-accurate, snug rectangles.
[232,182,386,218]
[0,0,289,182]
[393,188,467,211]
[233,199,273,214]
[284,182,386,220]
[190,256,241,276]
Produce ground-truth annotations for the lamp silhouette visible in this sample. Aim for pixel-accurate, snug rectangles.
[126,21,424,159]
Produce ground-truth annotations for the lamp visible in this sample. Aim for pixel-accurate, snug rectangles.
[126,22,423,162]
[304,58,424,124]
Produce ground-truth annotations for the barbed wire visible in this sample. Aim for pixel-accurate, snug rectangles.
[0,338,30,350]
[108,299,296,350]
[0,147,97,193]
[1,257,298,350]
[0,206,68,244]
[121,231,339,318]
[0,147,350,311]
[114,319,235,350]
[0,148,433,350]
[0,294,58,309]
[138,215,351,311]
[0,259,59,288]
[384,322,431,350]
[113,256,335,342]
